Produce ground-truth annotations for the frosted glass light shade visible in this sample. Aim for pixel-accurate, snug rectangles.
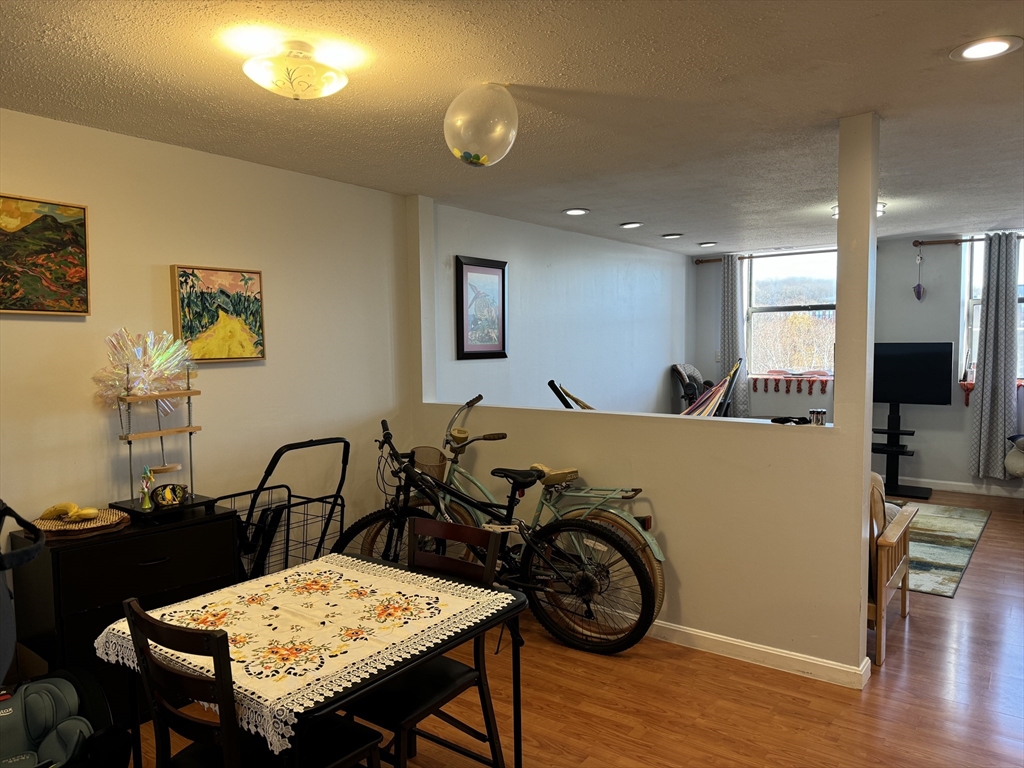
[243,40,348,100]
[443,83,518,167]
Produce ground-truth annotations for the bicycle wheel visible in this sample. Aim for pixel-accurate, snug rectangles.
[521,518,655,654]
[333,505,477,564]
[561,508,665,619]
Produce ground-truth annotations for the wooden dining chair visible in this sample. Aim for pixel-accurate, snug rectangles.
[340,518,506,768]
[122,598,382,768]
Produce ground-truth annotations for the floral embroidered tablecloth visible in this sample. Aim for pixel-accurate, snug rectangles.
[95,554,516,754]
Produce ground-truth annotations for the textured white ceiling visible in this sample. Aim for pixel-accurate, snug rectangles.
[1,0,1022,255]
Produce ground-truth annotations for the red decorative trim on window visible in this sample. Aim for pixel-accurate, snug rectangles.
[785,380,792,394]
[797,380,803,393]
[1018,379,1024,389]
[820,380,828,394]
[774,379,780,392]
[752,379,758,392]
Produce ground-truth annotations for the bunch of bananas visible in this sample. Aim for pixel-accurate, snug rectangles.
[40,502,100,522]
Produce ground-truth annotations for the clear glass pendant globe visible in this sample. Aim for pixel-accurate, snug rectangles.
[443,84,518,167]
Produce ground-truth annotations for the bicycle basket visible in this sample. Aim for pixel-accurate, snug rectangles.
[412,446,447,481]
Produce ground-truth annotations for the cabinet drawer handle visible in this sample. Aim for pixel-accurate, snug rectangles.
[137,557,171,567]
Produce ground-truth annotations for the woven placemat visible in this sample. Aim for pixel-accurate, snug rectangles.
[36,508,130,538]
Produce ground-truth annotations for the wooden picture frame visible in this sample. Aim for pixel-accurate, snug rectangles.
[0,194,90,315]
[170,265,265,362]
[455,255,507,360]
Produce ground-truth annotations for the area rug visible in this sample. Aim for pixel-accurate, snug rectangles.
[905,504,990,597]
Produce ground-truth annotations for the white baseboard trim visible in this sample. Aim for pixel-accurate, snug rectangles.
[899,476,1024,499]
[649,620,872,689]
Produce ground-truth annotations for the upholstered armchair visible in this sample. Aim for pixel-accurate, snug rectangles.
[868,472,918,666]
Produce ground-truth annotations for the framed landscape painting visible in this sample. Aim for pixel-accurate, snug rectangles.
[0,194,89,315]
[455,255,507,360]
[171,265,265,362]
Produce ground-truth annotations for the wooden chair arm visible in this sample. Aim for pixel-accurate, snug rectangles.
[878,505,918,547]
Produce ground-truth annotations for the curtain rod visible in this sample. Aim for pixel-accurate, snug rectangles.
[913,236,1023,247]
[697,235,1024,263]
[694,247,837,265]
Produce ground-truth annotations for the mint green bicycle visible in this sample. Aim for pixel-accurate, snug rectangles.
[409,395,665,618]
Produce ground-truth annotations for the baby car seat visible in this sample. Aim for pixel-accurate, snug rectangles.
[0,500,130,768]
[0,676,93,766]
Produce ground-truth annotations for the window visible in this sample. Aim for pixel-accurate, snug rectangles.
[747,251,837,374]
[963,238,1024,380]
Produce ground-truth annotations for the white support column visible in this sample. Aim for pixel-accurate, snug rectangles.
[405,195,436,404]
[833,112,879,662]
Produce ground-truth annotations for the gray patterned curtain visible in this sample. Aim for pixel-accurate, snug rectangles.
[970,233,1020,479]
[720,254,750,418]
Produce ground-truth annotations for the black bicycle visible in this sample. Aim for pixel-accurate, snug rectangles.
[332,419,656,654]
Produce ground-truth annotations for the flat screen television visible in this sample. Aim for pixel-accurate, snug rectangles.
[873,342,953,405]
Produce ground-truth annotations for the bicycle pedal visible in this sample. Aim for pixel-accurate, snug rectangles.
[509,543,523,557]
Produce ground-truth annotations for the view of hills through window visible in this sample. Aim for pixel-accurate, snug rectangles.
[748,252,837,374]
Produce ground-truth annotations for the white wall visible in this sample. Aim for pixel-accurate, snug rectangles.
[0,110,408,531]
[872,237,1022,497]
[433,206,691,414]
[409,178,875,683]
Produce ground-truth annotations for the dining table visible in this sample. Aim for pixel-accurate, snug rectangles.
[95,552,527,767]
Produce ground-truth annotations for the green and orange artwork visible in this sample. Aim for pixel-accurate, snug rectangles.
[171,265,265,362]
[0,195,89,315]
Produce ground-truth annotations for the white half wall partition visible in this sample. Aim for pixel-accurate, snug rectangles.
[406,110,878,688]
[431,205,692,414]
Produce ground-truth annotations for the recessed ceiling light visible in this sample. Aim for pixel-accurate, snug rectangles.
[620,222,644,229]
[698,242,717,248]
[950,36,1023,61]
[661,233,683,239]
[831,202,887,219]
[563,208,590,216]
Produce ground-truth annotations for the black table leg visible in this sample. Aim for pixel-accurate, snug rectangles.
[128,675,143,768]
[508,617,524,768]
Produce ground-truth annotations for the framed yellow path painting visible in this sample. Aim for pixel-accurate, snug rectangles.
[0,194,90,315]
[171,265,265,362]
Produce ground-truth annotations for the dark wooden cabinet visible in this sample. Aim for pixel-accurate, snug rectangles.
[9,505,238,673]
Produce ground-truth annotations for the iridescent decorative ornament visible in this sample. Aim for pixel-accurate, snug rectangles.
[92,329,193,416]
[443,83,518,167]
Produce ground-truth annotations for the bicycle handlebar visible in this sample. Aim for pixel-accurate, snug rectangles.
[482,433,507,441]
[466,394,483,407]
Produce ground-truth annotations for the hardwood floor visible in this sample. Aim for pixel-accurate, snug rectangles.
[135,490,1023,767]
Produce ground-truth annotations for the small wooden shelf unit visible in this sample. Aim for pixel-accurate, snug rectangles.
[116,387,201,499]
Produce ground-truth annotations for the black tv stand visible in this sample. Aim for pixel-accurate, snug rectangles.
[871,402,932,500]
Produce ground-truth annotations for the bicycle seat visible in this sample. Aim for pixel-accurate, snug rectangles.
[490,467,544,489]
[530,463,579,486]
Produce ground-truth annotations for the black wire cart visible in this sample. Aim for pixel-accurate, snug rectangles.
[212,437,350,579]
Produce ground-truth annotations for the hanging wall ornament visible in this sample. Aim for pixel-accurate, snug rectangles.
[443,83,518,167]
[912,248,925,301]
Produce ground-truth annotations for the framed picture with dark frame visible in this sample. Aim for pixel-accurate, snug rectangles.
[455,255,507,360]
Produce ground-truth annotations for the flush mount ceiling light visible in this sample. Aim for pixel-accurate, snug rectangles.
[831,202,887,219]
[620,222,644,229]
[661,233,683,239]
[563,208,590,216]
[698,242,717,248]
[950,36,1023,61]
[243,40,348,100]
